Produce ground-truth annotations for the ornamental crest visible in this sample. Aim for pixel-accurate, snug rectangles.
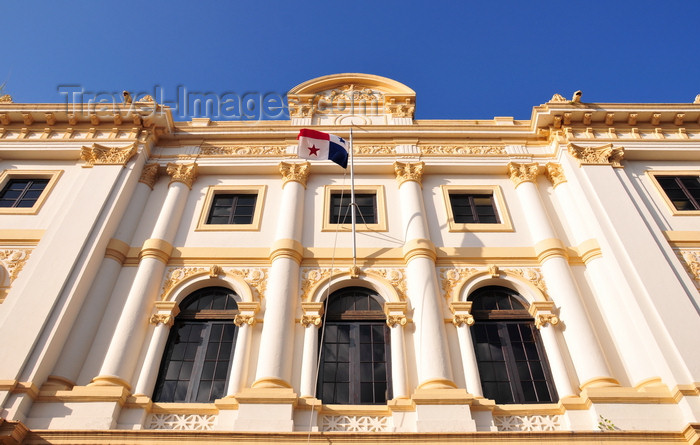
[81,143,137,167]
[568,143,624,167]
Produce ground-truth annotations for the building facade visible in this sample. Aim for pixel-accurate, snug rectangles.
[0,74,699,444]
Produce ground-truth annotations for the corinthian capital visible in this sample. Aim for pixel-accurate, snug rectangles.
[544,163,567,188]
[139,163,160,189]
[166,162,198,188]
[394,161,424,187]
[507,162,539,187]
[568,143,624,167]
[81,142,137,167]
[280,161,310,188]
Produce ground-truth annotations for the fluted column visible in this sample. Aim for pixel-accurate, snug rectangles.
[385,302,409,399]
[91,163,197,389]
[50,164,160,388]
[508,162,615,390]
[395,161,455,389]
[528,301,575,398]
[132,301,179,396]
[253,162,309,389]
[299,302,324,398]
[226,302,260,396]
[449,302,482,397]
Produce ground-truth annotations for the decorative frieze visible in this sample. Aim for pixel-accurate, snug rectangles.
[384,98,415,118]
[494,414,562,431]
[568,143,624,167]
[80,142,136,167]
[279,161,310,188]
[366,267,407,300]
[166,162,198,188]
[300,268,340,302]
[160,266,266,300]
[394,161,424,186]
[440,267,479,300]
[354,145,395,155]
[507,162,539,187]
[0,249,32,283]
[505,267,548,295]
[200,145,287,156]
[320,415,390,432]
[544,163,567,187]
[146,413,216,430]
[138,163,160,189]
[420,145,506,156]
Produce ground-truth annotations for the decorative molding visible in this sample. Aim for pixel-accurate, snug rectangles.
[137,95,155,103]
[166,162,198,188]
[544,163,567,187]
[494,415,562,431]
[450,301,475,327]
[279,161,310,188]
[386,314,407,328]
[549,93,567,103]
[366,267,407,300]
[507,162,539,187]
[149,314,175,327]
[534,313,560,329]
[354,145,395,155]
[300,268,342,302]
[505,267,548,295]
[234,314,256,326]
[80,142,136,167]
[160,266,266,300]
[300,314,322,327]
[568,143,624,167]
[384,98,415,118]
[420,145,506,156]
[0,248,32,284]
[138,163,160,189]
[440,267,479,300]
[452,313,475,327]
[320,414,389,432]
[394,161,424,186]
[200,145,287,156]
[680,250,700,282]
[0,94,13,103]
[146,413,216,430]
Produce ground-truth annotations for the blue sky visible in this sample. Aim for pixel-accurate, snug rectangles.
[3,1,699,121]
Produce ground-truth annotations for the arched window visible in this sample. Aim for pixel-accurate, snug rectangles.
[468,286,557,404]
[153,287,238,403]
[317,287,391,405]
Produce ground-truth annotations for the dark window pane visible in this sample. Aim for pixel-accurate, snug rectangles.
[206,193,258,224]
[658,176,700,210]
[330,192,377,224]
[449,193,500,224]
[0,178,49,208]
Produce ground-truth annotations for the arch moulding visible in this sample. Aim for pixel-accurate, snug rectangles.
[301,267,404,304]
[160,265,266,304]
[441,265,549,306]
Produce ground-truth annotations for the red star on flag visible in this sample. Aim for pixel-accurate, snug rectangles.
[307,144,320,156]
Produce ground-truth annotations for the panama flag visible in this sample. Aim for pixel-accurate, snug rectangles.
[297,129,348,168]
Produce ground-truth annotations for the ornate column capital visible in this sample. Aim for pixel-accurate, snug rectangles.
[149,301,180,327]
[300,301,324,327]
[139,163,160,189]
[394,161,424,187]
[166,162,198,189]
[544,163,567,188]
[528,301,560,329]
[449,301,475,327]
[235,302,260,327]
[507,162,539,187]
[567,143,624,168]
[279,161,310,188]
[384,301,408,328]
[81,142,137,167]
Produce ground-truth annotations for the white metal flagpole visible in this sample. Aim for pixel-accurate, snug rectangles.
[349,128,357,269]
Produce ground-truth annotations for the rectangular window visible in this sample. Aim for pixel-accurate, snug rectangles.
[329,192,377,225]
[441,185,513,232]
[206,194,257,225]
[196,185,265,231]
[656,175,700,211]
[322,185,387,232]
[0,179,49,208]
[0,170,62,215]
[448,193,500,224]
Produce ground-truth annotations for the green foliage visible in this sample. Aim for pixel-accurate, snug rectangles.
[598,415,619,431]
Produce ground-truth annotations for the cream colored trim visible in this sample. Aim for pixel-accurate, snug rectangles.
[270,238,304,263]
[104,238,130,264]
[0,229,44,245]
[195,185,266,231]
[322,184,387,232]
[664,231,700,247]
[441,185,513,232]
[646,170,700,216]
[0,170,62,215]
[139,238,173,263]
